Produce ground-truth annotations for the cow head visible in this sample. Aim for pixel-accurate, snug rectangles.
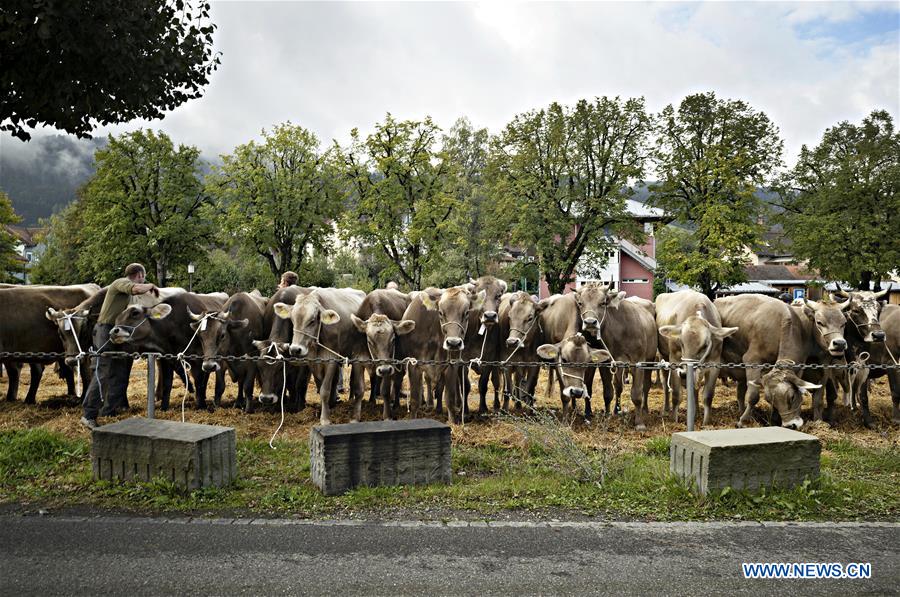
[46,307,92,367]
[801,298,850,356]
[351,313,415,376]
[658,311,738,376]
[110,303,172,344]
[574,282,625,336]
[422,285,485,352]
[274,292,340,357]
[188,308,249,373]
[749,369,821,430]
[469,276,507,326]
[835,289,888,343]
[506,292,546,349]
[252,338,291,405]
[536,334,611,399]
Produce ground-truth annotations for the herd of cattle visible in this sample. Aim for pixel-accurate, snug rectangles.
[2,278,899,431]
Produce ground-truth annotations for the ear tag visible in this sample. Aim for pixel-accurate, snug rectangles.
[200,319,208,331]
[478,324,486,336]
[63,319,72,331]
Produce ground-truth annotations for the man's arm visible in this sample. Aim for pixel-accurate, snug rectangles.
[131,283,160,297]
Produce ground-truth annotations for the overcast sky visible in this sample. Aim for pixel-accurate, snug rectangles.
[3,1,899,168]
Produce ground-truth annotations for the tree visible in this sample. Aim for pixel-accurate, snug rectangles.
[775,110,900,290]
[206,123,341,279]
[336,114,458,289]
[1,0,219,141]
[650,92,783,297]
[76,130,214,285]
[442,117,503,278]
[0,192,24,282]
[30,199,91,285]
[489,97,651,294]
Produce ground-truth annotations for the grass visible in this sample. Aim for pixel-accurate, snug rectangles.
[1,428,898,521]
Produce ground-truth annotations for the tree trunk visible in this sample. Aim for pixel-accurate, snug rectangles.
[859,270,872,291]
[155,259,166,287]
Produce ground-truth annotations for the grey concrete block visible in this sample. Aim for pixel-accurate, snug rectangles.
[670,427,820,495]
[91,418,237,490]
[310,420,451,496]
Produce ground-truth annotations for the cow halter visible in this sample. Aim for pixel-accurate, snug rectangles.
[295,318,349,365]
[59,312,88,396]
[504,312,542,365]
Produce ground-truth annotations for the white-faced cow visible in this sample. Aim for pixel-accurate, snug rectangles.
[656,290,738,425]
[536,334,612,421]
[499,291,547,410]
[396,288,447,419]
[274,287,366,425]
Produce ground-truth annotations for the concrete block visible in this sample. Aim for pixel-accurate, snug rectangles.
[91,418,237,490]
[310,419,451,496]
[670,427,820,495]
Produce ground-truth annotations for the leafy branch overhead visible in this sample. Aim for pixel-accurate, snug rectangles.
[1,0,220,141]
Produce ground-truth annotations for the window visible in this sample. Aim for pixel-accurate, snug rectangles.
[622,278,648,284]
[25,252,33,262]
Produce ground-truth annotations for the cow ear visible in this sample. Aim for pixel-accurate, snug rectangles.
[252,340,267,352]
[712,326,739,340]
[228,318,250,329]
[609,291,626,309]
[573,292,583,308]
[321,309,341,325]
[79,309,91,318]
[46,307,59,321]
[590,349,612,363]
[802,298,817,317]
[537,343,559,360]
[273,302,292,319]
[149,303,172,320]
[350,314,367,333]
[420,292,438,311]
[535,299,550,313]
[393,319,416,335]
[472,289,486,310]
[498,279,508,293]
[658,325,681,340]
[748,379,762,389]
[795,379,822,392]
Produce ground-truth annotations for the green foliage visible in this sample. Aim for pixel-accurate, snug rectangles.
[1,0,219,141]
[0,429,86,486]
[30,200,91,285]
[73,130,214,285]
[183,248,274,295]
[650,92,783,297]
[207,123,341,279]
[0,191,24,282]
[775,110,900,289]
[489,97,651,294]
[335,114,459,289]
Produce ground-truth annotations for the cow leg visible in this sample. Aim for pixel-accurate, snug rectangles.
[24,363,44,405]
[408,365,424,419]
[213,367,225,408]
[4,362,20,401]
[444,366,460,425]
[599,368,614,414]
[491,367,501,410]
[669,372,682,423]
[194,367,209,410]
[318,362,338,425]
[380,370,393,420]
[824,379,838,424]
[350,364,366,422]
[525,366,540,408]
[631,367,647,430]
[614,369,626,412]
[434,372,445,415]
[812,387,825,421]
[159,362,175,411]
[545,367,554,400]
[477,365,491,414]
[59,361,77,398]
[857,380,874,428]
[888,369,900,424]
[737,379,760,428]
[501,367,513,411]
[700,366,718,426]
[662,368,671,415]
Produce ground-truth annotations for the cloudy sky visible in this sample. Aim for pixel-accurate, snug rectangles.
[4,1,900,167]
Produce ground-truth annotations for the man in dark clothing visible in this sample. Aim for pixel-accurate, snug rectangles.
[80,263,159,430]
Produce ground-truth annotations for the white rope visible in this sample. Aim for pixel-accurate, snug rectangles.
[61,312,87,397]
[265,342,287,449]
[177,313,214,422]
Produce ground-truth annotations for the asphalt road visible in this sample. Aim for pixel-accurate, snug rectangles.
[0,515,897,596]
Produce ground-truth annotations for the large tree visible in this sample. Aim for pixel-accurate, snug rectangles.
[0,192,24,282]
[1,0,219,141]
[650,92,783,297]
[489,97,651,294]
[336,114,458,289]
[206,123,341,279]
[75,130,214,284]
[775,110,900,290]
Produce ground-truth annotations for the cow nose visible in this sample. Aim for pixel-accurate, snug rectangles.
[832,338,847,350]
[446,337,463,349]
[873,331,886,341]
[569,387,585,398]
[64,357,77,367]
[583,317,598,327]
[376,365,393,377]
[289,344,305,357]
[202,361,219,372]
[483,311,498,322]
[506,337,521,347]
[259,393,277,405]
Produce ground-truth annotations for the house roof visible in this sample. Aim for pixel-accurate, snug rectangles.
[625,199,668,222]
[618,238,656,271]
[824,281,900,293]
[4,225,44,247]
[717,282,780,295]
[745,264,820,282]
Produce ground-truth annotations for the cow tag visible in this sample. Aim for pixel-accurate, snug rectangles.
[478,324,486,336]
[63,319,71,331]
[200,319,208,331]
[595,329,601,340]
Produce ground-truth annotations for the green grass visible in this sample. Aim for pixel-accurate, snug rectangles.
[1,428,897,521]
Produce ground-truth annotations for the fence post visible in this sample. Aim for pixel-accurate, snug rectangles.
[684,359,697,432]
[146,353,156,419]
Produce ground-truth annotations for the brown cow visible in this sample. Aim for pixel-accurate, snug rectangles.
[396,288,447,419]
[350,288,414,420]
[274,287,366,425]
[716,294,851,429]
[656,290,738,425]
[468,276,507,413]
[574,283,658,429]
[536,334,612,420]
[188,290,267,412]
[1,283,99,403]
[499,291,548,410]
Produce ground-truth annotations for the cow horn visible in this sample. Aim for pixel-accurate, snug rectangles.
[874,287,890,300]
[840,296,854,311]
[834,288,850,298]
[186,307,204,321]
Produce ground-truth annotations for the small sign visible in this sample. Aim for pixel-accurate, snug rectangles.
[478,324,486,336]
[793,288,805,300]
[200,319,208,331]
[63,319,71,331]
